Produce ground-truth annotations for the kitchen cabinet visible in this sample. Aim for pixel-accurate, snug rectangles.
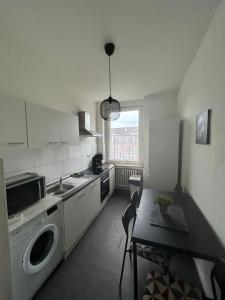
[26,102,79,149]
[60,113,79,145]
[0,96,27,148]
[26,102,61,149]
[64,188,88,255]
[109,166,115,196]
[85,178,100,223]
[64,178,100,257]
[149,118,179,191]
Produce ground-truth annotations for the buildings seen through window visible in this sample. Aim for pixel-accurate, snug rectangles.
[109,110,139,162]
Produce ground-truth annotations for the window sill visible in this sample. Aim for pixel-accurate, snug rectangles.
[106,161,144,169]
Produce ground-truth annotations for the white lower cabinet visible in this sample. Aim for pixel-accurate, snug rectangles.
[85,179,100,224]
[64,178,100,257]
[109,166,115,196]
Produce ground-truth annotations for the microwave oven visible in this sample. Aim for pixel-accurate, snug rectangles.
[6,173,46,217]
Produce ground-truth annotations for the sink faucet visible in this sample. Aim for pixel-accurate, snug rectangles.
[59,177,63,185]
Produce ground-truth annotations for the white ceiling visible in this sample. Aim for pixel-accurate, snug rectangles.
[0,0,220,103]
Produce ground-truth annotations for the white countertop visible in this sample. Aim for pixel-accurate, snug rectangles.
[63,175,95,186]
[47,174,98,201]
[8,164,115,233]
[8,195,62,233]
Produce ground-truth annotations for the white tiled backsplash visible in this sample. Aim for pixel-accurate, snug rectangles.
[0,139,97,183]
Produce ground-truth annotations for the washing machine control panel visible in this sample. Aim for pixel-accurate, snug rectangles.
[10,215,46,246]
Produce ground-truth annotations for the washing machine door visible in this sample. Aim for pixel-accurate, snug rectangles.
[23,224,59,274]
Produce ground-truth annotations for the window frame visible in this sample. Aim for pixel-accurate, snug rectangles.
[105,106,143,166]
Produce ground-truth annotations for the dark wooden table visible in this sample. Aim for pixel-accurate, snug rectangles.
[132,189,225,300]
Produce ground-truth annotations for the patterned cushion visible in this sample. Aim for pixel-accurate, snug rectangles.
[143,270,203,300]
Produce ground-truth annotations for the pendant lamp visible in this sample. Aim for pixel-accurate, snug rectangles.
[100,43,120,121]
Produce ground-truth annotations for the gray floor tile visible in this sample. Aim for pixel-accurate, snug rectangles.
[33,189,201,300]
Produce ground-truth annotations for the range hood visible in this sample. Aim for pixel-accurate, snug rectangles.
[78,111,102,137]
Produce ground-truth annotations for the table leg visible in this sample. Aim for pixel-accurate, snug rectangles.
[133,240,138,300]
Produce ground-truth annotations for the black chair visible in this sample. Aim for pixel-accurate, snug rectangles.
[130,191,140,234]
[119,201,136,288]
[130,189,140,208]
[211,258,225,300]
[119,192,171,288]
[143,258,225,300]
[129,174,142,200]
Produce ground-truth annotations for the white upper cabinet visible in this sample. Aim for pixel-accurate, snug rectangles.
[0,96,27,148]
[26,102,79,149]
[26,102,61,149]
[0,97,79,150]
[60,113,79,145]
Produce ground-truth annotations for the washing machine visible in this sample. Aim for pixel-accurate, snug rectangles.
[9,201,64,300]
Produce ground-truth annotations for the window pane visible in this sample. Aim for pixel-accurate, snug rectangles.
[109,110,139,162]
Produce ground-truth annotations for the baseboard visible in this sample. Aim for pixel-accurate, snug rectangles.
[115,186,129,190]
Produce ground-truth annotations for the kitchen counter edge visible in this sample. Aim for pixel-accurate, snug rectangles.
[62,164,115,201]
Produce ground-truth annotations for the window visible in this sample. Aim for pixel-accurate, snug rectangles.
[106,107,141,164]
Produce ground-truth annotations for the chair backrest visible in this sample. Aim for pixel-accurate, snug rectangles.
[211,258,225,300]
[122,202,136,237]
[130,190,140,208]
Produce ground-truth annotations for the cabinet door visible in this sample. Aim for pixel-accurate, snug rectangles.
[26,102,61,149]
[110,166,115,196]
[85,178,100,222]
[0,96,27,148]
[60,113,79,145]
[64,180,101,254]
[64,188,88,252]
[149,118,179,191]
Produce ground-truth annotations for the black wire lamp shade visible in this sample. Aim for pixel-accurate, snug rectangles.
[100,96,120,121]
[100,43,120,121]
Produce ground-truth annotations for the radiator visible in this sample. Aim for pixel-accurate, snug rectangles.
[115,166,143,189]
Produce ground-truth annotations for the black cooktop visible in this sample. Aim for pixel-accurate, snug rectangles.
[81,166,108,176]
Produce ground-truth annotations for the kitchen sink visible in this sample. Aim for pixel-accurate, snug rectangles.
[47,183,74,196]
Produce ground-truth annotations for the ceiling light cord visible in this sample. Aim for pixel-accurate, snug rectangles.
[100,42,120,121]
[109,55,112,98]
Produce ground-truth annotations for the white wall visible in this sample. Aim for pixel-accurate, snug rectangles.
[97,92,177,188]
[0,139,97,183]
[178,0,225,249]
[177,0,225,296]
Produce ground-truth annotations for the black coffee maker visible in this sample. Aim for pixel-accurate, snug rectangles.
[92,153,103,168]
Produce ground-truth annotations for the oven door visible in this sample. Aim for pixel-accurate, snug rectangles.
[101,173,110,202]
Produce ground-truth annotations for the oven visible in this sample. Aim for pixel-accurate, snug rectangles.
[100,171,110,202]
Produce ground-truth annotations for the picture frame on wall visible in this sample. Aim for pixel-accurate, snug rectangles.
[196,109,211,144]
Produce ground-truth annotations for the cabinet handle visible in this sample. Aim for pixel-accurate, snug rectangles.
[7,142,25,145]
[38,181,41,199]
[61,141,68,144]
[76,192,85,198]
[102,178,109,184]
[48,141,59,145]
